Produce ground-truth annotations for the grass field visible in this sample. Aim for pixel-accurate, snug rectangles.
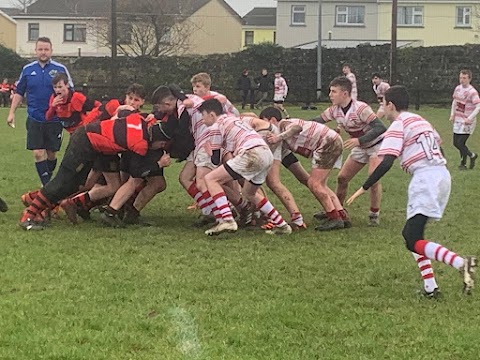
[0,104,479,360]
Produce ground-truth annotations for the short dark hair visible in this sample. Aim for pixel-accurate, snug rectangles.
[259,107,282,121]
[372,73,382,79]
[52,72,69,86]
[385,85,409,111]
[329,76,352,95]
[126,83,146,99]
[36,37,52,46]
[151,85,175,104]
[460,69,473,79]
[198,98,224,115]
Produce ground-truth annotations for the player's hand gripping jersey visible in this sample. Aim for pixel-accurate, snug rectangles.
[279,118,340,158]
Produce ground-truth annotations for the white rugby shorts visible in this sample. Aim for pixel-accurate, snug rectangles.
[226,146,273,185]
[407,166,451,220]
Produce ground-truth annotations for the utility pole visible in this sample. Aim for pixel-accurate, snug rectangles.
[111,0,118,92]
[390,0,398,84]
[317,0,322,100]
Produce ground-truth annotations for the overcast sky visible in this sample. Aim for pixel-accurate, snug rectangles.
[0,0,278,16]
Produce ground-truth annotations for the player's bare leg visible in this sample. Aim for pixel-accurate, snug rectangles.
[336,157,365,204]
[204,166,238,235]
[124,175,167,224]
[309,168,344,231]
[244,182,291,235]
[61,172,121,224]
[100,177,144,227]
[81,169,102,191]
[266,160,305,229]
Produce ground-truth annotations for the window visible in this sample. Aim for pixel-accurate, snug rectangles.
[64,24,87,42]
[456,7,471,27]
[117,23,132,45]
[291,5,306,25]
[398,6,423,26]
[245,31,254,46]
[336,6,365,26]
[28,23,39,41]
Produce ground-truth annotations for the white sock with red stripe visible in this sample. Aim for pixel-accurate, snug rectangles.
[212,192,234,222]
[411,252,438,293]
[414,240,465,270]
[290,212,304,226]
[257,197,287,227]
[197,191,215,216]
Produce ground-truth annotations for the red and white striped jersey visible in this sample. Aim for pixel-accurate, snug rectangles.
[274,77,288,98]
[346,73,357,100]
[452,85,480,120]
[215,115,267,155]
[321,100,381,148]
[279,118,340,158]
[180,94,222,152]
[208,91,240,116]
[240,115,282,160]
[378,111,446,174]
[373,81,390,101]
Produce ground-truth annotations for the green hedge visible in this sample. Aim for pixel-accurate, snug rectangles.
[5,43,480,104]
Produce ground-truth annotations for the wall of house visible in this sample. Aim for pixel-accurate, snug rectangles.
[15,18,110,57]
[183,0,243,55]
[378,3,480,46]
[241,28,275,48]
[0,14,16,50]
[276,0,378,48]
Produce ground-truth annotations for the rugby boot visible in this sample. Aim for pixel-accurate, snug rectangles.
[469,153,478,169]
[19,209,45,231]
[315,218,344,231]
[461,256,477,295]
[0,196,8,212]
[265,223,293,235]
[100,212,125,228]
[368,213,380,227]
[419,288,442,300]
[205,220,238,236]
[60,199,79,224]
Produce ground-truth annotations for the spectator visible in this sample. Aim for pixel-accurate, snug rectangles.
[236,69,255,110]
[254,69,271,109]
[0,78,11,107]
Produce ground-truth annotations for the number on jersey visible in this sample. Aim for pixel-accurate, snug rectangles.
[417,132,441,160]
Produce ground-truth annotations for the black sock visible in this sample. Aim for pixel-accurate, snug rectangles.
[47,158,57,175]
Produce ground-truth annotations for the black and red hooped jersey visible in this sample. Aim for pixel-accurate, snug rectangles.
[46,90,101,134]
[85,113,149,156]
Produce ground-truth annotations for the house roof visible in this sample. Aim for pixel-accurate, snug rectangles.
[14,0,241,20]
[0,9,17,24]
[19,0,110,17]
[243,7,276,27]
[0,7,21,16]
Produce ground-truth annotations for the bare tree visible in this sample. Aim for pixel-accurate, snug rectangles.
[11,0,37,13]
[90,0,199,57]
